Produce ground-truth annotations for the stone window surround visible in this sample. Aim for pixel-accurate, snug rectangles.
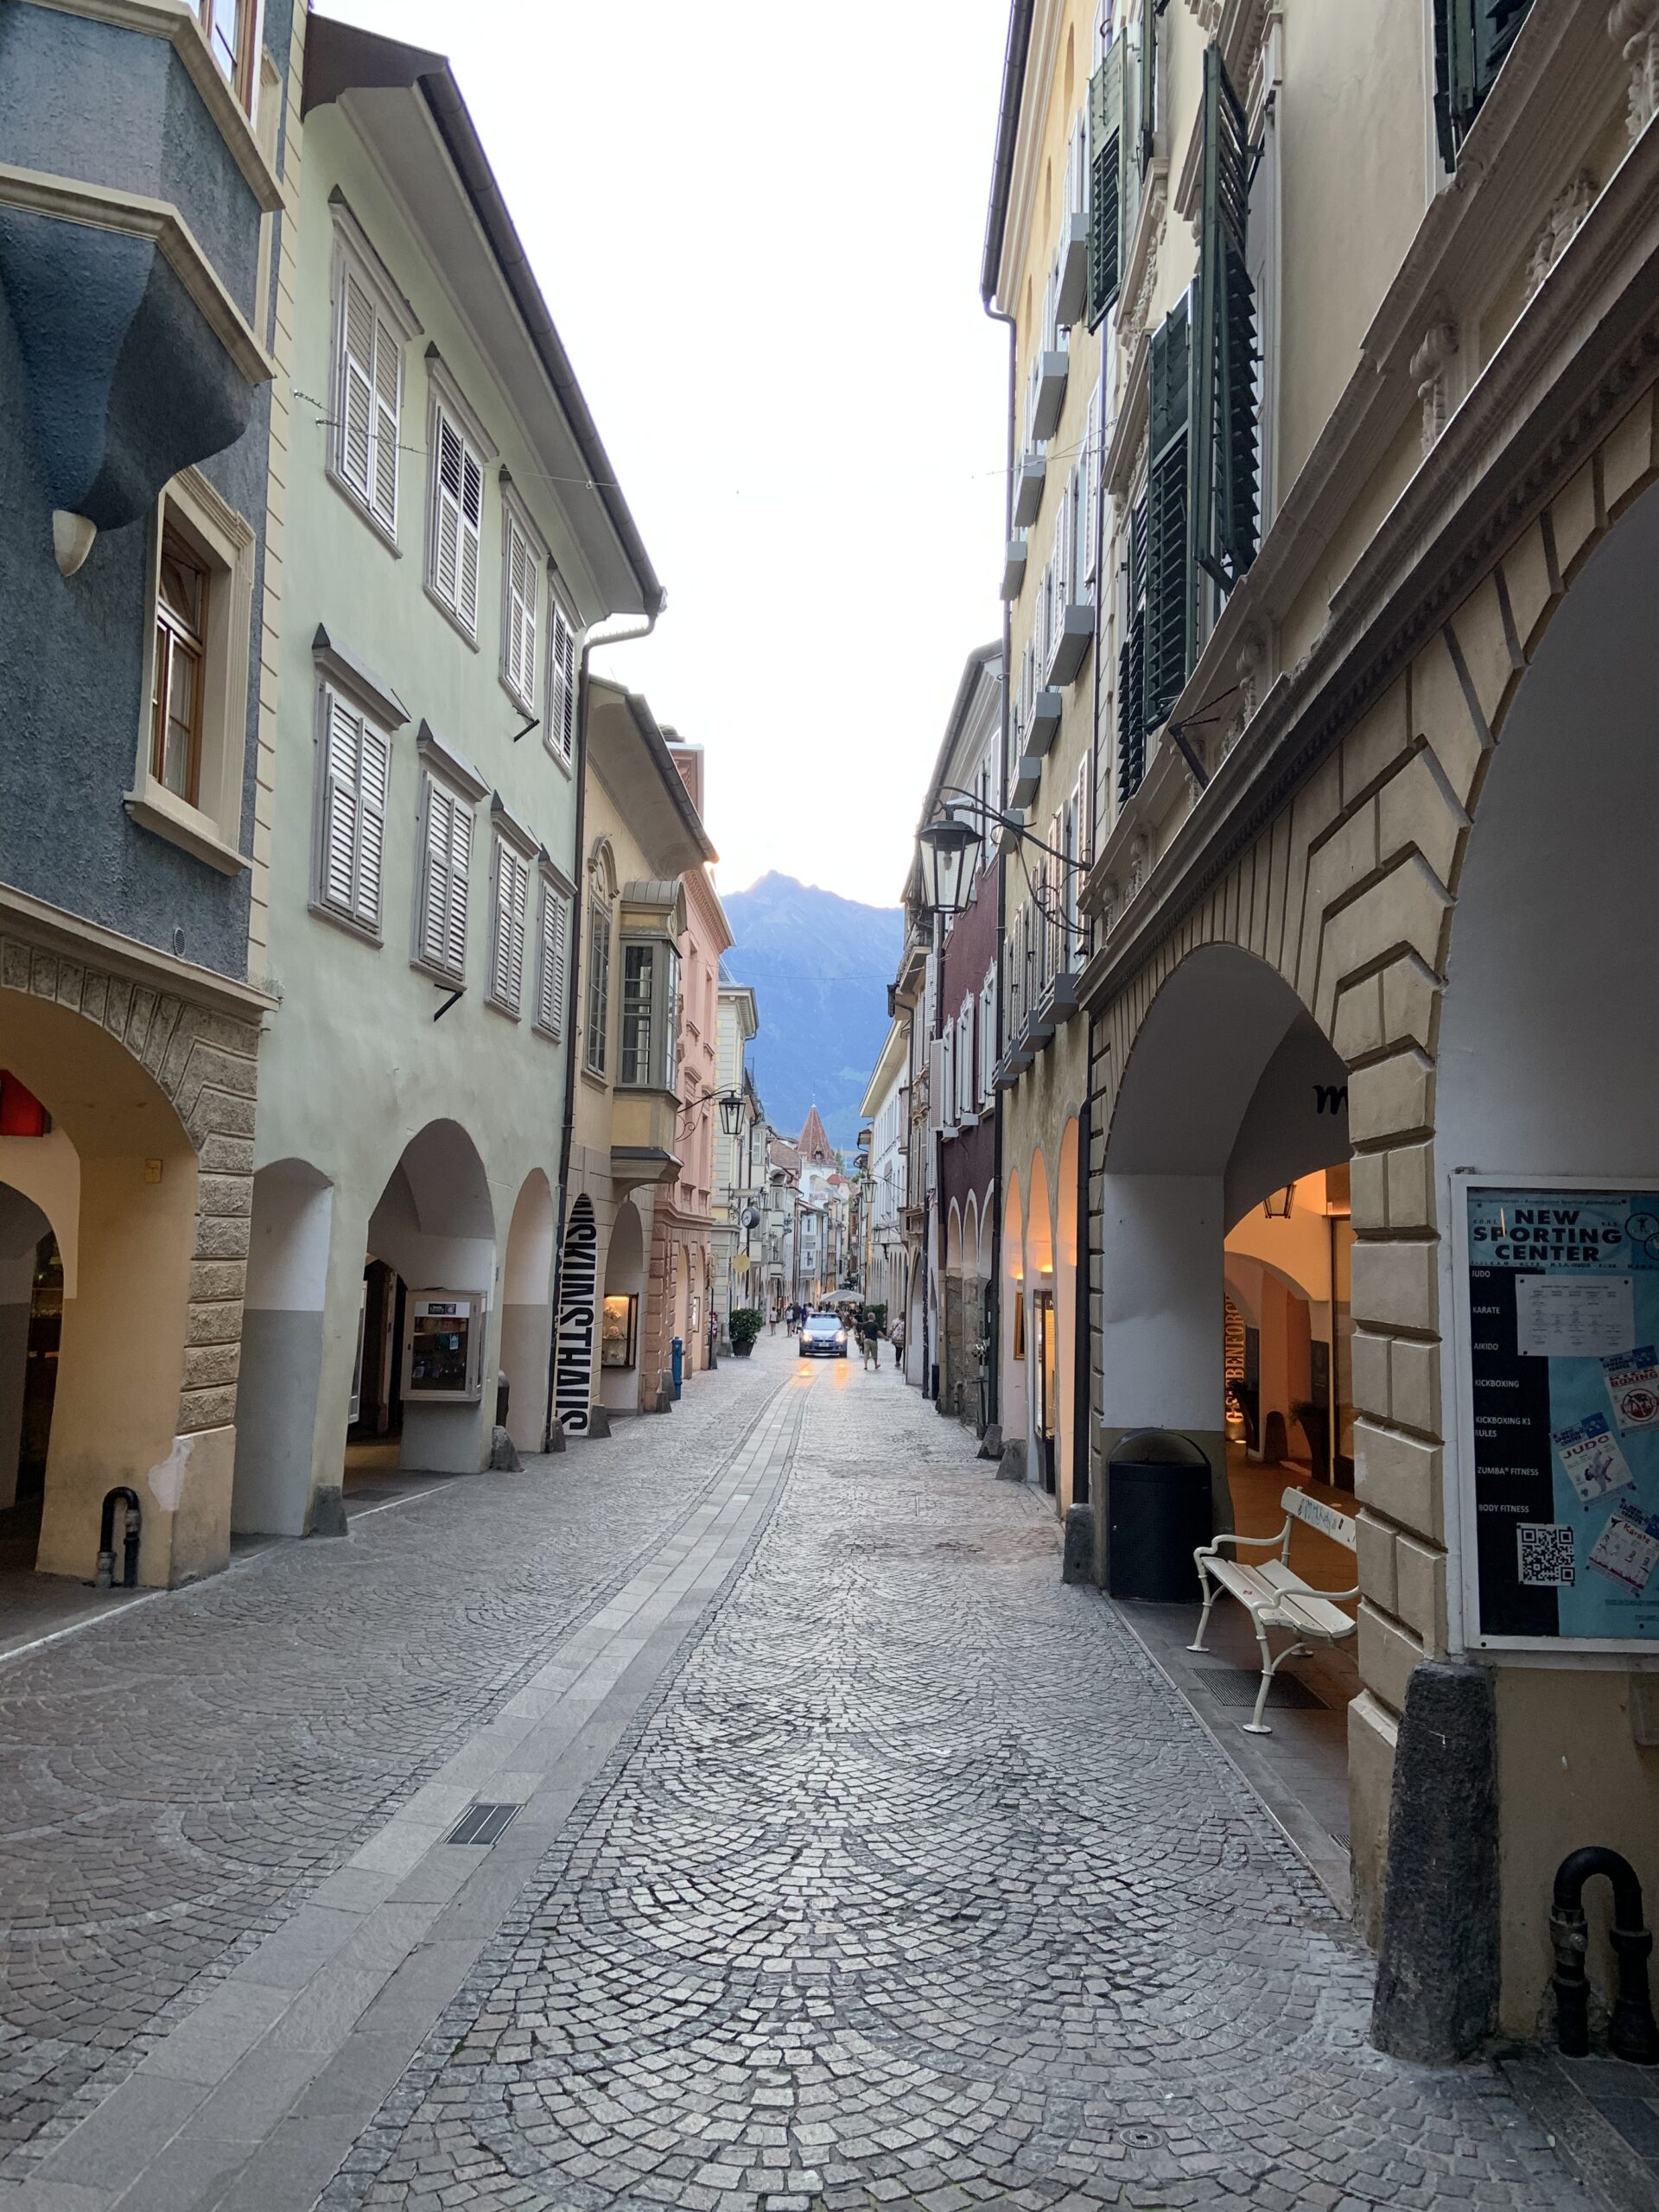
[124,468,256,877]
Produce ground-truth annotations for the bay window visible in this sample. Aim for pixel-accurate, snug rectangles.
[618,938,681,1091]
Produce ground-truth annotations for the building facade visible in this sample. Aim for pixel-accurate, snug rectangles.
[861,1021,911,1331]
[978,0,1659,2046]
[711,982,760,1339]
[232,20,661,1525]
[0,0,297,1585]
[555,683,713,1435]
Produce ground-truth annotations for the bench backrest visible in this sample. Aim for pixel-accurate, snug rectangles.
[1281,1485,1357,1549]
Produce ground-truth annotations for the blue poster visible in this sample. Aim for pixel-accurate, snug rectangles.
[1465,1189,1659,1644]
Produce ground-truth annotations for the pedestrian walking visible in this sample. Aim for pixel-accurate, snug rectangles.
[890,1318,905,1371]
[861,1318,879,1371]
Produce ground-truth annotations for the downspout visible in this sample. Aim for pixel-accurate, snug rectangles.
[543,603,660,1450]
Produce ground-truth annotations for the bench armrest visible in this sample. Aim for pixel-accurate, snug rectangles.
[1198,1528,1285,1558]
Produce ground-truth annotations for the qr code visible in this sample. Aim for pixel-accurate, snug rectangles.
[1517,1523,1575,1587]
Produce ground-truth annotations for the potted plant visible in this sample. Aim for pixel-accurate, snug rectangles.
[728,1307,762,1357]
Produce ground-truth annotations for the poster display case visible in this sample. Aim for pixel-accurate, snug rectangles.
[1453,1179,1659,1653]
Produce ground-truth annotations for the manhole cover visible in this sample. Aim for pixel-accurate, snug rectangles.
[1191,1667,1325,1711]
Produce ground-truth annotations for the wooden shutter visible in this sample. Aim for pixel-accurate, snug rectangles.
[491,840,528,1011]
[419,778,471,979]
[1144,298,1191,734]
[504,513,537,704]
[1118,494,1148,804]
[371,312,398,530]
[1436,0,1533,166]
[1138,0,1157,173]
[548,598,577,761]
[537,880,568,1036]
[339,273,376,505]
[320,693,364,918]
[433,411,483,632]
[1087,39,1123,326]
[1192,42,1258,601]
[355,724,389,929]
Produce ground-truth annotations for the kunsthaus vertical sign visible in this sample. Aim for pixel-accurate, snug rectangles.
[1460,1183,1659,1649]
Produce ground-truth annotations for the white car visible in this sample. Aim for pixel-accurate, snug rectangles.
[799,1314,849,1359]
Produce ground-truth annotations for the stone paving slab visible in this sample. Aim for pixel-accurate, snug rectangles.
[317,1358,1592,2212]
[0,1351,786,2181]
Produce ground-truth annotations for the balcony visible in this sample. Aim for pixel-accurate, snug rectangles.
[1030,350,1069,442]
[1027,689,1062,758]
[1046,603,1094,689]
[1056,212,1089,329]
[1013,451,1046,529]
[609,1087,681,1192]
[1000,537,1028,601]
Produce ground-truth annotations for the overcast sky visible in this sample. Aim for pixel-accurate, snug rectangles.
[324,0,1011,910]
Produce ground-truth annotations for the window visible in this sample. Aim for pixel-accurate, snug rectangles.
[1145,297,1191,733]
[1192,43,1258,607]
[501,499,541,713]
[1435,0,1533,168]
[1118,492,1149,803]
[981,972,997,1094]
[128,471,256,874]
[429,406,484,636]
[1088,33,1125,326]
[152,529,208,805]
[585,894,611,1076]
[958,1005,975,1116]
[487,836,531,1016]
[313,689,390,938]
[415,775,474,982]
[620,939,682,1091]
[546,593,578,765]
[196,0,254,105]
[601,1293,639,1369]
[333,262,402,541]
[534,875,569,1039]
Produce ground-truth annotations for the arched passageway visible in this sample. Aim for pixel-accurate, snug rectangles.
[600,1200,647,1414]
[500,1171,555,1454]
[1001,1170,1027,1463]
[233,1160,334,1535]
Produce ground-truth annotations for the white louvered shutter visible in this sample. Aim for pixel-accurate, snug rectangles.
[548,599,576,761]
[320,694,363,918]
[433,411,483,632]
[491,842,528,1012]
[504,518,538,707]
[339,274,375,506]
[458,448,482,631]
[418,779,454,971]
[537,880,567,1036]
[371,315,398,530]
[355,725,389,929]
[444,798,472,975]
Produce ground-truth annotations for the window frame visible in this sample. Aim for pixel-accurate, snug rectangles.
[499,485,545,717]
[544,584,580,769]
[617,935,683,1092]
[486,827,532,1020]
[309,680,394,944]
[126,469,256,876]
[410,753,483,988]
[151,524,210,809]
[584,892,613,1078]
[423,359,497,646]
[196,0,260,112]
[327,210,417,550]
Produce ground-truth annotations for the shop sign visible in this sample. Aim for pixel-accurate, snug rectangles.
[1457,1180,1659,1649]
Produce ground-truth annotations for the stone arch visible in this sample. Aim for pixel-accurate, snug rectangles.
[501,1169,556,1453]
[233,1158,334,1535]
[962,1193,980,1281]
[945,1198,963,1273]
[601,1198,648,1415]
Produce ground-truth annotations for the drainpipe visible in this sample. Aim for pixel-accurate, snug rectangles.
[983,283,1018,1435]
[543,603,660,1451]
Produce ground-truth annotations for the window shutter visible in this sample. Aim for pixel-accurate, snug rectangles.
[1144,297,1191,734]
[504,515,538,705]
[434,415,463,606]
[1118,494,1148,804]
[355,725,389,930]
[1087,39,1123,326]
[458,449,482,632]
[1138,0,1157,174]
[548,600,577,761]
[339,274,376,505]
[418,780,454,971]
[444,798,472,975]
[1436,0,1533,166]
[321,694,363,918]
[1192,41,1258,601]
[537,880,568,1036]
[371,313,399,530]
[491,841,528,1011]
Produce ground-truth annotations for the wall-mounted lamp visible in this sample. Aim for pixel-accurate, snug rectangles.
[717,1092,744,1139]
[1262,1183,1297,1220]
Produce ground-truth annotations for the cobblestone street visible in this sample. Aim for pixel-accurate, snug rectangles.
[2,1340,1590,2210]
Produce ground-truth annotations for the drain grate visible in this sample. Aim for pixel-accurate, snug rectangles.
[447,1802,522,1847]
[1190,1667,1325,1712]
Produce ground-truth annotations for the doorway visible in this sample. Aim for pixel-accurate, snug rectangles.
[1033,1288,1057,1494]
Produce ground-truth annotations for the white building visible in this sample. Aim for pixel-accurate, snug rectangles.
[861,1020,909,1330]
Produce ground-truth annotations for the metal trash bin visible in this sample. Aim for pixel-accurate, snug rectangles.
[1106,1429,1213,1601]
[671,1337,683,1400]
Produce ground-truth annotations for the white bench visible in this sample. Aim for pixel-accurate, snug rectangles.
[1189,1486,1359,1734]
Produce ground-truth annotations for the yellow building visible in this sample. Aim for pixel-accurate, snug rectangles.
[551,682,715,1436]
[991,0,1659,2049]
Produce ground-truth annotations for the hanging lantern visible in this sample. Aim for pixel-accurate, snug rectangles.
[916,813,977,917]
[1262,1182,1297,1219]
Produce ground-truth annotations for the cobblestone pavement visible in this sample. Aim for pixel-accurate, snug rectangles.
[321,1353,1588,2212]
[0,1345,785,2178]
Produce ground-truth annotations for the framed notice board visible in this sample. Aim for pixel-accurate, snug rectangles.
[1455,1178,1659,1653]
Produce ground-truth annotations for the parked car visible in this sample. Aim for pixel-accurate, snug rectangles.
[799,1314,849,1359]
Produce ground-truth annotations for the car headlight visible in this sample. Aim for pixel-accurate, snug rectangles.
[836,1331,847,1344]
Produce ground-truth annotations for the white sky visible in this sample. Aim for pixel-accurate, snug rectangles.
[323,0,1011,908]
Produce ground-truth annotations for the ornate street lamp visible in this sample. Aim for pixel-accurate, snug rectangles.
[916,813,978,918]
[718,1091,744,1139]
[1262,1182,1297,1219]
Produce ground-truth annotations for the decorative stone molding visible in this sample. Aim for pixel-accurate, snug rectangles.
[1183,0,1223,30]
[1118,178,1168,353]
[1409,320,1460,454]
[1127,834,1149,897]
[1609,0,1659,140]
[1524,174,1597,302]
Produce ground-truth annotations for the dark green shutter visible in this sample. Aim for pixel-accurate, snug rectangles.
[1192,41,1258,601]
[1088,41,1123,327]
[1144,298,1190,734]
[1117,499,1148,804]
[1435,0,1534,166]
[1138,1,1157,175]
